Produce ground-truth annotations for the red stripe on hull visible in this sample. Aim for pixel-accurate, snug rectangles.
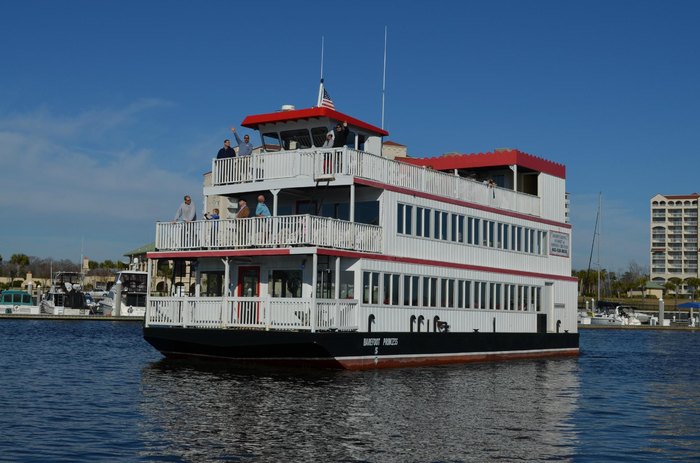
[336,349,580,370]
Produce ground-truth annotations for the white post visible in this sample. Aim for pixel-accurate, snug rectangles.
[113,281,123,317]
[145,258,153,326]
[311,253,318,333]
[350,184,355,223]
[659,298,664,326]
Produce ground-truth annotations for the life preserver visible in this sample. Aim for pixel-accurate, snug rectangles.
[127,307,133,314]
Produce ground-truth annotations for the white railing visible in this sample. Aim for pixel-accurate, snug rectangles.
[146,296,359,332]
[212,148,540,216]
[156,215,382,252]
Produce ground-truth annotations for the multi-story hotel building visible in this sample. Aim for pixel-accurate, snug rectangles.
[650,193,700,289]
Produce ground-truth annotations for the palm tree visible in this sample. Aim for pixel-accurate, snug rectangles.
[684,277,700,300]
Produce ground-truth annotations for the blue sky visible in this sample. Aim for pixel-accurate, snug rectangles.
[1,0,698,273]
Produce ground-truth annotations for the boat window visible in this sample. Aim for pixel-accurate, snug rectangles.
[451,214,463,243]
[270,270,302,298]
[403,275,419,306]
[280,129,312,150]
[22,294,31,304]
[262,132,282,152]
[355,134,365,151]
[311,126,329,147]
[355,201,379,225]
[339,271,354,299]
[422,277,437,307]
[316,268,334,299]
[493,283,502,310]
[362,272,380,304]
[437,211,448,240]
[478,282,487,309]
[442,279,454,307]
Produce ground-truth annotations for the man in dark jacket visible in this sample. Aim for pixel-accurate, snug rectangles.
[332,121,350,148]
[217,139,236,159]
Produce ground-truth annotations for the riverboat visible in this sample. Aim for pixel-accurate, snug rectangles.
[143,92,579,369]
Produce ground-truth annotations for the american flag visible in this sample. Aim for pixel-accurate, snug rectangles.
[321,88,335,109]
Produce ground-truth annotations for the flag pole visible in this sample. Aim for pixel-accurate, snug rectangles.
[317,36,325,107]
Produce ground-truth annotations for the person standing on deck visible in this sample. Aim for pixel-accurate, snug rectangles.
[331,121,349,148]
[173,195,196,222]
[231,127,253,156]
[217,138,236,159]
[236,199,250,219]
[256,195,271,217]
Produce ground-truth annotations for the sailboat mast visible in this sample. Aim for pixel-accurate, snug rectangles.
[586,192,601,297]
[597,193,602,301]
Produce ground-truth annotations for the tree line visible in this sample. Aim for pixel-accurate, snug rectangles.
[0,253,127,288]
[575,261,700,300]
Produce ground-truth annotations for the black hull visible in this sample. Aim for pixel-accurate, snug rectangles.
[143,327,579,370]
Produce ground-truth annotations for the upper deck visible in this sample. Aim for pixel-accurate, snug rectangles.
[156,104,569,256]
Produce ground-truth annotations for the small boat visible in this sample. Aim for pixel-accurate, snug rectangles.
[100,270,148,317]
[617,305,650,324]
[40,272,92,316]
[590,306,641,326]
[0,290,40,315]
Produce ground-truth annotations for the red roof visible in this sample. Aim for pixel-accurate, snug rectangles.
[398,149,566,179]
[241,107,389,137]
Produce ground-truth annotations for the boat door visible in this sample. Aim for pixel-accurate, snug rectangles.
[237,266,260,323]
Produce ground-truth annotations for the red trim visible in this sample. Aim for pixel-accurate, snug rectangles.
[398,149,566,179]
[149,246,575,282]
[336,349,580,369]
[241,107,389,136]
[316,248,578,282]
[354,177,571,229]
[147,248,290,259]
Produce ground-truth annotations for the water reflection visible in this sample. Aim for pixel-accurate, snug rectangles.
[139,358,581,462]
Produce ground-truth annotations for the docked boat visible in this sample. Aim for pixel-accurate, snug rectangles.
[590,306,642,326]
[99,270,148,317]
[40,271,92,316]
[1,290,40,315]
[142,90,579,369]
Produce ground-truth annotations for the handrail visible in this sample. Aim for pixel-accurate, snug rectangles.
[156,214,382,252]
[211,148,541,216]
[146,296,359,332]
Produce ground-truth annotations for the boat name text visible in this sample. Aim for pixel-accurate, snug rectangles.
[363,337,399,346]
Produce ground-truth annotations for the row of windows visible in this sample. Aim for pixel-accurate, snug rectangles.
[362,271,542,312]
[396,203,548,255]
[260,126,365,151]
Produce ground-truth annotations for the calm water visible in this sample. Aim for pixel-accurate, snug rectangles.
[1,321,699,462]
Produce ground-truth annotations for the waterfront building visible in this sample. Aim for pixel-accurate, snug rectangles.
[650,193,700,292]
